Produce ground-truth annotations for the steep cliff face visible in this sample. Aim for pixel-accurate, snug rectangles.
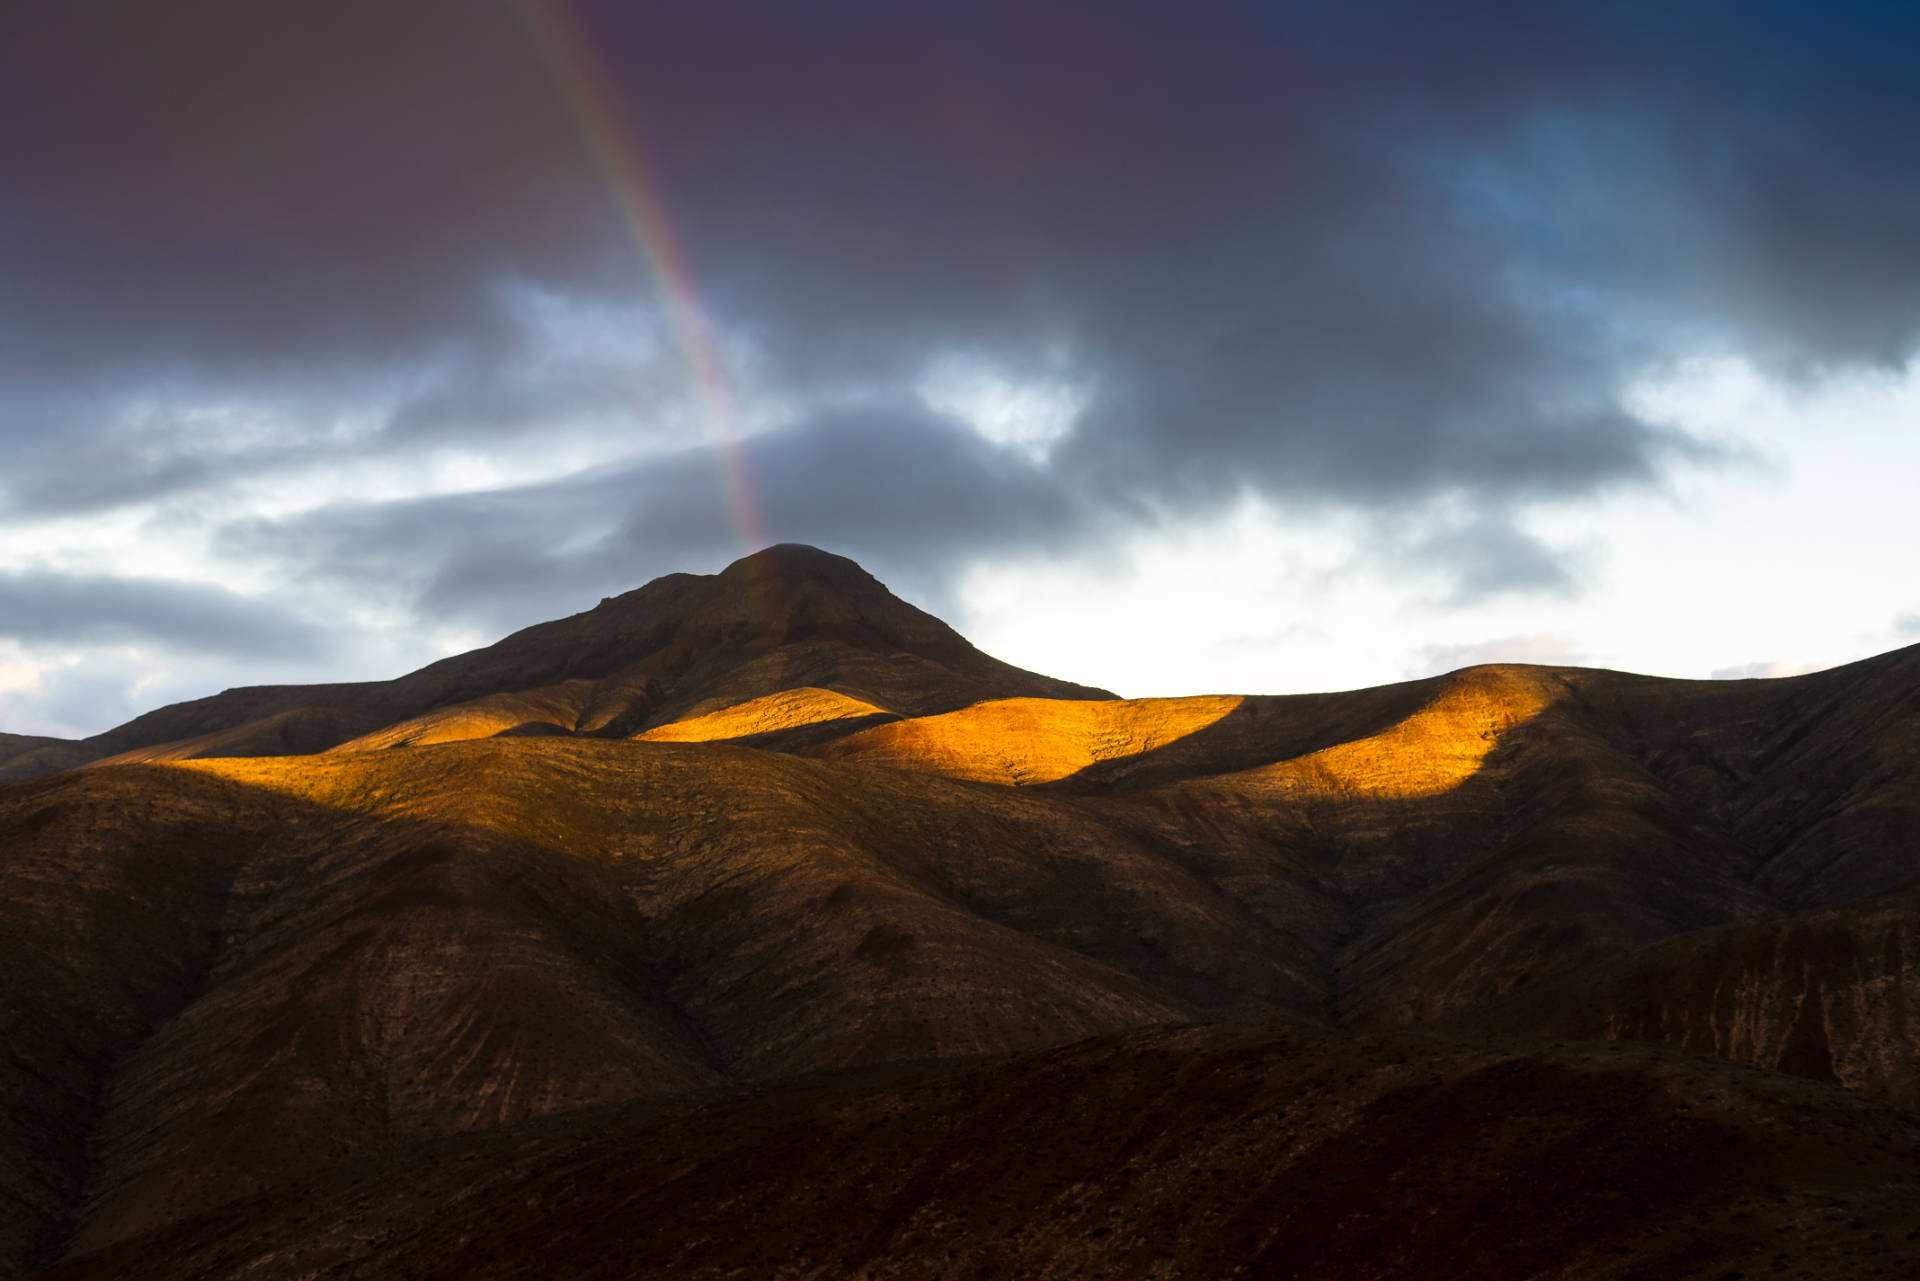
[1454,892,1920,1102]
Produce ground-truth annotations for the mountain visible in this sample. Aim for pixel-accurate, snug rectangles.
[2,545,1917,1279]
[0,545,1110,783]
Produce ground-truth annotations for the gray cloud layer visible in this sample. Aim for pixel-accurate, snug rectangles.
[3,1,1918,676]
[0,571,324,658]
[225,404,1088,632]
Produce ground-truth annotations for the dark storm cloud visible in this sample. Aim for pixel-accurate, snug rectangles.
[384,361,645,443]
[377,307,689,445]
[0,0,596,385]
[5,0,1920,622]
[0,394,296,520]
[0,571,326,658]
[226,405,1086,632]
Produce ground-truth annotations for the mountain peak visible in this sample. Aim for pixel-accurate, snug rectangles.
[719,542,867,580]
[588,545,876,622]
[1,547,1110,778]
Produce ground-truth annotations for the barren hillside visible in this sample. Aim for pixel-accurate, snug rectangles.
[2,546,1915,1279]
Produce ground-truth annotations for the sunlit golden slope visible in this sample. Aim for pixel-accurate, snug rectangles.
[89,707,377,766]
[637,685,895,744]
[809,694,1244,785]
[1226,665,1563,799]
[329,681,603,751]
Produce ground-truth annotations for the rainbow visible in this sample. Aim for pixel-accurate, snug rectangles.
[513,0,773,588]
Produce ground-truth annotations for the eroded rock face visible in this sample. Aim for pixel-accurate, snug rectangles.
[1455,893,1920,1102]
[1,548,1917,1279]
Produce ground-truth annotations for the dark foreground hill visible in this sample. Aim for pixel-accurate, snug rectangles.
[1,545,1916,1278]
[32,1027,1920,1281]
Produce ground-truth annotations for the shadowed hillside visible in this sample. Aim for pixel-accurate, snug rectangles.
[0,733,88,777]
[0,733,65,766]
[32,1027,1920,1281]
[2,547,1917,1279]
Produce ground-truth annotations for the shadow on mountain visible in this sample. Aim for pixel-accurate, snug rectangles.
[36,1026,1920,1281]
[699,711,902,753]
[1,740,1342,1267]
[1044,675,1447,794]
[490,720,573,738]
[1448,884,1920,1100]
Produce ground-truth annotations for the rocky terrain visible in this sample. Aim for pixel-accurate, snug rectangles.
[1,544,1916,1278]
[32,1027,1920,1281]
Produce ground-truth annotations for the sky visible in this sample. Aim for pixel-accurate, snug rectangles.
[2,0,1917,738]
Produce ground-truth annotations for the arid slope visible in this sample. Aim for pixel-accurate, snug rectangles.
[36,1027,1920,1281]
[1,549,1917,1278]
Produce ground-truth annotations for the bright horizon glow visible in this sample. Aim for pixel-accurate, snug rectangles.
[917,354,1088,465]
[955,352,1920,699]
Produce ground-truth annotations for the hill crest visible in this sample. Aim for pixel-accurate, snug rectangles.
[0,545,1111,780]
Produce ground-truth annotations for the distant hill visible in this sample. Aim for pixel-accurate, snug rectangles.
[2,546,1916,1279]
[0,733,75,773]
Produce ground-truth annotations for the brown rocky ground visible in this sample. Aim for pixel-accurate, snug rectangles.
[31,1027,1920,1281]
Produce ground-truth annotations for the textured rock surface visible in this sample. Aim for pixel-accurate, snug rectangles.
[32,1028,1920,1281]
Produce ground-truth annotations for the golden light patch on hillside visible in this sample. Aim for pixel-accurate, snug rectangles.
[177,751,432,812]
[329,681,599,751]
[810,694,1244,785]
[176,746,629,858]
[1238,665,1562,798]
[87,707,371,766]
[637,686,894,744]
[91,720,289,766]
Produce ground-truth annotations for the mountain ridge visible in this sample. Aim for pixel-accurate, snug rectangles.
[2,546,1917,1279]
